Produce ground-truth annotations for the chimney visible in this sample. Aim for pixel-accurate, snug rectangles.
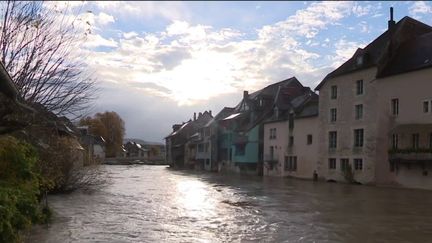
[243,90,249,99]
[388,7,395,30]
[209,110,212,116]
[199,112,202,118]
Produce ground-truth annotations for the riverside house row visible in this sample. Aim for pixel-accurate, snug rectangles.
[165,10,432,190]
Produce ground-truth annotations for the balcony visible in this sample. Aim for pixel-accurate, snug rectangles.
[389,148,432,163]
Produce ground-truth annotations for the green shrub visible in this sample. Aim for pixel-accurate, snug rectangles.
[0,136,48,242]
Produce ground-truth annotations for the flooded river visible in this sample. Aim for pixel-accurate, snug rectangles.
[28,165,432,242]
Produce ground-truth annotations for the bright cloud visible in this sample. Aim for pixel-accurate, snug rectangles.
[57,1,432,141]
[409,1,432,17]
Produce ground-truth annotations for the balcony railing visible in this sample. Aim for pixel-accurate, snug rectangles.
[389,148,432,162]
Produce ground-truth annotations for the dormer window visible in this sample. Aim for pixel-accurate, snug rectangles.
[356,55,364,66]
[259,98,263,107]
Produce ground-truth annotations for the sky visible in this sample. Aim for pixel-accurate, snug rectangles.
[50,1,432,143]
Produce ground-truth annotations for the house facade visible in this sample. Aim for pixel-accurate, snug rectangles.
[263,84,319,179]
[315,12,432,188]
[165,111,213,169]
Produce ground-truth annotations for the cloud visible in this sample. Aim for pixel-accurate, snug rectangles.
[79,2,360,106]
[82,34,118,48]
[330,38,365,68]
[352,4,372,17]
[257,2,353,39]
[409,1,432,18]
[93,1,189,21]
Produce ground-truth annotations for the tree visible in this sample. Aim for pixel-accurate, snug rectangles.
[80,111,125,157]
[0,1,96,119]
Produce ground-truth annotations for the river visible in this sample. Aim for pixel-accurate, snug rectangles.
[27,165,432,242]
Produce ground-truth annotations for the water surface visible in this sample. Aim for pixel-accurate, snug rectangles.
[27,165,432,242]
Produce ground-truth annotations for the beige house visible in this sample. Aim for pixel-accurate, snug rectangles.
[315,10,432,189]
[263,81,319,179]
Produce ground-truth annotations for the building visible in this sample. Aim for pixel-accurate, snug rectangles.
[124,141,149,160]
[203,107,235,172]
[184,111,213,169]
[315,9,432,188]
[77,126,106,164]
[220,77,305,175]
[263,83,319,179]
[165,111,213,169]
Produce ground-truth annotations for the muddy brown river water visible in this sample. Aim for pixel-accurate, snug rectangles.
[27,165,432,242]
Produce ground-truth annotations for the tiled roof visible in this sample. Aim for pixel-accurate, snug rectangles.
[315,16,432,90]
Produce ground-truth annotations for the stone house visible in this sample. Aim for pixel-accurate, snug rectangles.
[263,82,319,179]
[315,9,432,189]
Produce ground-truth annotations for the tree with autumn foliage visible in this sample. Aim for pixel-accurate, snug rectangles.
[80,111,125,158]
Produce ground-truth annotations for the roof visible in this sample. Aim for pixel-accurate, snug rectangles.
[315,16,432,90]
[204,107,235,127]
[377,31,432,77]
[228,77,316,132]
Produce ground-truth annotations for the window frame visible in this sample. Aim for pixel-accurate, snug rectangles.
[307,134,313,145]
[391,98,399,116]
[423,100,429,113]
[330,108,337,122]
[355,104,363,120]
[328,158,336,170]
[354,158,363,170]
[354,128,364,148]
[356,79,364,95]
[340,158,349,171]
[329,131,337,149]
[330,85,337,99]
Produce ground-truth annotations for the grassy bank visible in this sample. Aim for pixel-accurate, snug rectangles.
[0,136,51,242]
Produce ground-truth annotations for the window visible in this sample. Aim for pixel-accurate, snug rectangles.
[356,80,363,95]
[424,101,429,113]
[284,156,297,171]
[329,131,337,148]
[289,136,294,147]
[330,108,337,122]
[354,158,363,170]
[328,158,336,169]
[269,128,277,139]
[412,133,419,149]
[391,98,399,116]
[331,85,337,99]
[307,134,313,145]
[269,146,274,160]
[354,129,364,147]
[355,104,363,120]
[392,134,399,149]
[291,157,297,171]
[340,159,349,171]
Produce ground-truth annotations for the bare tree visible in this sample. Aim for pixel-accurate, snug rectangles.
[0,1,97,119]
